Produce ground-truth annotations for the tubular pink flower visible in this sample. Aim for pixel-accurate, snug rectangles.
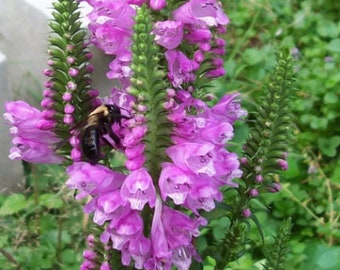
[153,21,183,50]
[149,196,172,265]
[123,125,147,147]
[184,27,212,44]
[107,51,132,86]
[210,93,247,123]
[125,155,146,171]
[86,0,135,59]
[184,175,223,214]
[173,0,229,27]
[66,162,126,199]
[4,100,63,164]
[166,142,216,176]
[165,50,199,87]
[100,208,144,251]
[159,162,191,204]
[121,167,156,210]
[123,236,151,269]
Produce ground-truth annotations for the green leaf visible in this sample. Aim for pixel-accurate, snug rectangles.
[327,38,340,52]
[62,249,78,264]
[0,194,28,216]
[323,92,339,104]
[242,48,264,65]
[0,234,9,248]
[330,162,340,184]
[39,194,64,209]
[317,20,339,38]
[301,243,340,269]
[318,136,340,157]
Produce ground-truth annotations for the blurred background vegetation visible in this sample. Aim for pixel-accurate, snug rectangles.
[1,0,339,269]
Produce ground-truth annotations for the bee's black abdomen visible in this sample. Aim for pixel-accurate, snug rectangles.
[79,104,129,164]
[81,126,101,164]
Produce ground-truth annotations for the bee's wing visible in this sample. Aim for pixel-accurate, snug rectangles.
[53,119,87,151]
[53,111,105,151]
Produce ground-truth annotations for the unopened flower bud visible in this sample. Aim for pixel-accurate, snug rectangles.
[62,92,72,101]
[64,104,75,114]
[277,159,288,170]
[67,81,77,91]
[63,114,74,125]
[243,208,251,218]
[240,157,247,164]
[255,175,263,183]
[267,183,282,193]
[166,88,176,98]
[68,67,79,77]
[43,68,54,77]
[41,98,54,109]
[66,56,75,64]
[150,0,166,10]
[71,148,82,161]
[249,189,259,197]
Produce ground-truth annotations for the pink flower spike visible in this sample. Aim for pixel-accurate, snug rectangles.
[121,168,156,210]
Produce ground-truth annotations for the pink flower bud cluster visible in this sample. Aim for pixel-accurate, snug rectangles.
[160,91,246,214]
[84,0,229,88]
[3,101,63,164]
[156,0,229,86]
[42,50,100,131]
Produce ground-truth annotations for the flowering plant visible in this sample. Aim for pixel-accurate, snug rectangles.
[3,0,295,269]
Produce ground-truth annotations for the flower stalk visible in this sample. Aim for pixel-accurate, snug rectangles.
[213,49,296,269]
[43,0,99,160]
[129,5,172,181]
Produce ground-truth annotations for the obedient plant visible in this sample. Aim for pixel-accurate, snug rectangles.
[3,0,295,269]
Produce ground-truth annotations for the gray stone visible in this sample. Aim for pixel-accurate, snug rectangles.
[0,51,24,193]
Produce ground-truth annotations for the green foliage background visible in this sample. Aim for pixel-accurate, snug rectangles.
[214,0,340,269]
[1,0,339,269]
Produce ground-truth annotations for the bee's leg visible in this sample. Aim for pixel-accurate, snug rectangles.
[102,122,123,149]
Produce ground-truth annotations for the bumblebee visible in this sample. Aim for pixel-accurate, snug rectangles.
[80,104,129,164]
